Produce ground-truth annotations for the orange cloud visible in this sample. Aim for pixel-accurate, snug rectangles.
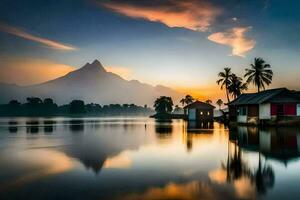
[208,169,227,184]
[103,152,132,169]
[105,66,132,80]
[122,181,216,200]
[101,0,221,31]
[0,57,75,85]
[0,23,77,51]
[208,27,255,57]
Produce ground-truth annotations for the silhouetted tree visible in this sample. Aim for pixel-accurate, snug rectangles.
[205,99,212,104]
[217,67,232,103]
[228,74,248,99]
[26,97,43,106]
[154,96,173,114]
[216,99,223,110]
[245,57,273,93]
[69,100,86,114]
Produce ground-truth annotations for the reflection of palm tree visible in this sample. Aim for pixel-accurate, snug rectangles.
[255,153,275,194]
[222,140,253,182]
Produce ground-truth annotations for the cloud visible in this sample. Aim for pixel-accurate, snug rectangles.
[121,181,216,200]
[103,152,132,169]
[0,23,77,51]
[105,66,132,80]
[101,0,221,31]
[207,27,255,57]
[0,57,75,85]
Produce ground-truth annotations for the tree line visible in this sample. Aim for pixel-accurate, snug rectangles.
[0,97,154,116]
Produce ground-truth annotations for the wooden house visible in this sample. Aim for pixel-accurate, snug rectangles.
[228,88,300,125]
[184,101,215,121]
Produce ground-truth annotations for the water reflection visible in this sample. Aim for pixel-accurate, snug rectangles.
[187,121,214,132]
[68,119,84,132]
[155,120,173,140]
[43,120,56,133]
[0,118,300,199]
[8,121,18,133]
[26,120,39,134]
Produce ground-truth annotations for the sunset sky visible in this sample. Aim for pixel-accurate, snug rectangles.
[1,0,300,100]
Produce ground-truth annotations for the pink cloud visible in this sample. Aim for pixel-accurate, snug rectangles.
[208,27,255,57]
[101,0,221,31]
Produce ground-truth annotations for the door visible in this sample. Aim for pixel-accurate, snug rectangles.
[188,109,196,120]
[277,104,284,116]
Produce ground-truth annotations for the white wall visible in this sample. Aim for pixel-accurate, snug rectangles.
[188,108,196,120]
[259,103,271,119]
[237,116,247,123]
[297,104,300,116]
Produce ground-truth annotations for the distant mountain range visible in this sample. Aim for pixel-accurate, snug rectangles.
[0,60,182,105]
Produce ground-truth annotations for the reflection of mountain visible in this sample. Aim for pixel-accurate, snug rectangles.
[0,60,182,105]
[61,122,150,174]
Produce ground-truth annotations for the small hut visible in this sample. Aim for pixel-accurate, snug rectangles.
[184,101,215,121]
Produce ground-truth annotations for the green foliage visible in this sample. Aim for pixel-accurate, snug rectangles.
[154,96,173,114]
[69,100,86,114]
[0,98,154,116]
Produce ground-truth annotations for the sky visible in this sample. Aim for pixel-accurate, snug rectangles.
[0,0,300,101]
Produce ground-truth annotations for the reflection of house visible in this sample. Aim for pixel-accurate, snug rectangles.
[184,101,215,121]
[232,126,300,164]
[229,88,300,125]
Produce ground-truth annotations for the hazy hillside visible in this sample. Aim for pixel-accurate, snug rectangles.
[0,60,182,106]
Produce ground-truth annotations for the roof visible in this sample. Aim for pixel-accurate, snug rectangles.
[184,101,215,109]
[228,88,300,106]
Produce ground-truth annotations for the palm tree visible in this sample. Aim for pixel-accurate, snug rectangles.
[154,96,174,114]
[180,95,194,107]
[244,57,273,93]
[185,95,194,105]
[180,98,185,107]
[205,99,212,104]
[216,99,223,110]
[217,67,232,103]
[228,74,248,99]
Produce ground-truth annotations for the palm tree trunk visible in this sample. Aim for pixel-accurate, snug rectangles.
[226,89,230,103]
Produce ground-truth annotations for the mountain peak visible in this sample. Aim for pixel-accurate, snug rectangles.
[79,59,106,73]
[92,59,101,66]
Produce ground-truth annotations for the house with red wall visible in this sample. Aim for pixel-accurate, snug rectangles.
[228,88,300,125]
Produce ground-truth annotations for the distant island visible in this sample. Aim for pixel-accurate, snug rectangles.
[0,97,154,117]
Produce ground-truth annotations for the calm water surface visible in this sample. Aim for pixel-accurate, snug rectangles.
[0,117,300,200]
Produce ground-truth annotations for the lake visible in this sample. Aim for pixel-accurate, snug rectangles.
[0,117,300,200]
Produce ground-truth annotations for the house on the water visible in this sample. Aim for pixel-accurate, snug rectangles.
[184,101,215,121]
[229,88,300,125]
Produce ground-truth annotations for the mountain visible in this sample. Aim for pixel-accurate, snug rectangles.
[0,59,182,105]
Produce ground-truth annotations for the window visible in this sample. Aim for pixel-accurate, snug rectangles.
[200,111,203,115]
[238,106,247,116]
[207,111,210,115]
